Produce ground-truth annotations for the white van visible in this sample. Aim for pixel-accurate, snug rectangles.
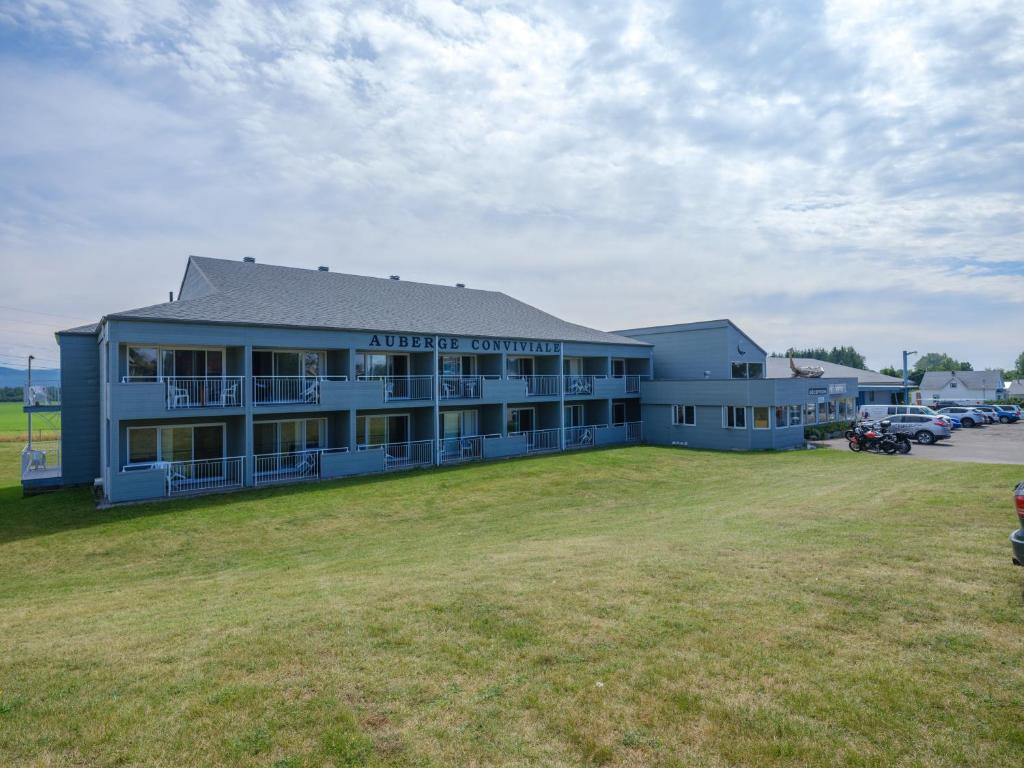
[858,404,939,422]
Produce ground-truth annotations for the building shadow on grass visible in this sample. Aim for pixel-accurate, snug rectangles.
[0,450,588,545]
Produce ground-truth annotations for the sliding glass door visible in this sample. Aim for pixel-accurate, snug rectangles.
[357,414,410,447]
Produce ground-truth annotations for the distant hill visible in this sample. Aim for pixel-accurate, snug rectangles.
[0,366,60,388]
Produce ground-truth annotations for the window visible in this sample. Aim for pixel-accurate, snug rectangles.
[612,358,626,377]
[439,355,477,375]
[731,362,765,379]
[673,405,695,426]
[724,406,746,428]
[253,418,326,454]
[355,352,405,377]
[789,405,802,426]
[775,406,788,428]
[127,346,226,381]
[126,423,225,466]
[127,347,158,380]
[949,382,957,388]
[508,407,535,433]
[506,356,535,376]
[753,407,770,429]
[805,402,816,424]
[818,402,828,423]
[357,414,409,447]
[612,402,626,425]
[441,409,479,439]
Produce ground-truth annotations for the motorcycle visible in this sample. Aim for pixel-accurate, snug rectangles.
[847,421,899,454]
[878,419,912,454]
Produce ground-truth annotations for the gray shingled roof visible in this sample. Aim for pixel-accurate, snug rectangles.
[94,256,647,346]
[766,357,904,386]
[919,370,1005,391]
[56,323,99,336]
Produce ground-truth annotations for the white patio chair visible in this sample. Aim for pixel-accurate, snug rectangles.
[221,381,238,406]
[169,384,190,408]
[26,449,47,470]
[302,378,320,403]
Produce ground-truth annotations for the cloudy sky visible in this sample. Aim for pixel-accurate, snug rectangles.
[2,0,1022,372]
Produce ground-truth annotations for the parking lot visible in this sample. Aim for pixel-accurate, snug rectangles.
[825,422,1024,464]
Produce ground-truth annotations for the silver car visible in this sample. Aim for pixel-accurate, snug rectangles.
[937,406,986,428]
[883,414,952,445]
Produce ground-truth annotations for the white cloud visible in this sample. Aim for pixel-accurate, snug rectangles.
[0,0,1022,368]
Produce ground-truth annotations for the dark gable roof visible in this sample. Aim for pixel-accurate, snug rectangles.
[766,357,904,386]
[102,256,648,346]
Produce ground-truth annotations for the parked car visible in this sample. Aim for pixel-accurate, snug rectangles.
[942,415,962,429]
[881,414,952,445]
[1012,482,1024,567]
[936,406,986,428]
[1004,404,1022,417]
[988,405,1021,423]
[859,404,943,421]
[973,406,1003,423]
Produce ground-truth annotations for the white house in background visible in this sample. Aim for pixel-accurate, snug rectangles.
[1007,379,1024,398]
[918,370,1006,404]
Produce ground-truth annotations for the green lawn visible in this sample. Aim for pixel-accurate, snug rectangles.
[1,444,1022,767]
[0,401,60,442]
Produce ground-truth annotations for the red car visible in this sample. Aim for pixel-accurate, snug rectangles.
[1013,482,1024,567]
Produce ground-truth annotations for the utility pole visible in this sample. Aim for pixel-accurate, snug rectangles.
[27,355,34,450]
[902,350,917,405]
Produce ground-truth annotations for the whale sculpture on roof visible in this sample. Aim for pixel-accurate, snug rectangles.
[790,356,826,378]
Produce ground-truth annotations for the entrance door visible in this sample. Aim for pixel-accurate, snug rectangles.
[563,357,584,376]
[388,354,409,376]
[612,358,625,377]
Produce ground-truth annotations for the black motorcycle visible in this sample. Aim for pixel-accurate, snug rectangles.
[878,419,912,454]
[847,421,899,454]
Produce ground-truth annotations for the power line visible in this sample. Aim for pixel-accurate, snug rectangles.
[0,303,95,323]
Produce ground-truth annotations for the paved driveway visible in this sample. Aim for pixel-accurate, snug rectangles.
[823,422,1024,464]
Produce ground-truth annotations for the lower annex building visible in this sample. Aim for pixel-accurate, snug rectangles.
[22,257,857,502]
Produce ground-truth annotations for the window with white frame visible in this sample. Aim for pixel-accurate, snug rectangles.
[789,405,803,426]
[672,405,695,426]
[775,405,788,428]
[730,362,765,379]
[126,423,225,466]
[753,407,770,429]
[723,406,746,428]
[253,418,326,455]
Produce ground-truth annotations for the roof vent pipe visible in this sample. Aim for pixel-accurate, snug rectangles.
[243,256,256,263]
[456,283,465,288]
[169,291,174,302]
[318,266,329,272]
[389,274,400,280]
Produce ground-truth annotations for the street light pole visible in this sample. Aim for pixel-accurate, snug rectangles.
[902,350,917,405]
[27,355,34,450]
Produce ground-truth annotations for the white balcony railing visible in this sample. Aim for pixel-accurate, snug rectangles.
[164,456,245,496]
[509,375,561,396]
[357,375,434,401]
[360,439,434,470]
[438,375,487,399]
[24,385,61,407]
[625,421,643,442]
[166,376,244,409]
[21,440,61,478]
[253,449,321,486]
[617,375,641,393]
[437,434,487,464]
[252,375,340,405]
[563,375,595,396]
[510,427,561,453]
[564,424,598,449]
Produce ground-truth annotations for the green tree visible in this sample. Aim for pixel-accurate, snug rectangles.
[879,366,901,378]
[771,346,867,369]
[909,352,973,385]
[1012,351,1024,378]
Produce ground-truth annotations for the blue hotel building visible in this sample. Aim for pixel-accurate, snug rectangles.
[21,257,856,502]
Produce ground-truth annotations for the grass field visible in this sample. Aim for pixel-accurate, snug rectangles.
[0,401,60,442]
[1,443,1022,767]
